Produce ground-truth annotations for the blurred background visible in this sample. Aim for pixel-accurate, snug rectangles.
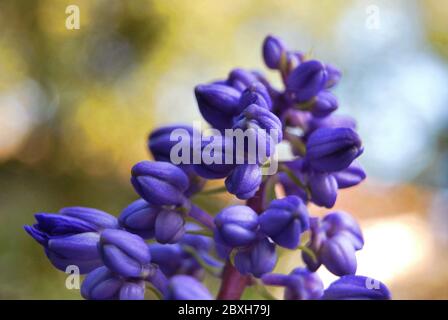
[0,0,447,299]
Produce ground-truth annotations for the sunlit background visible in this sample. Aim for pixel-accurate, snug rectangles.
[0,0,447,299]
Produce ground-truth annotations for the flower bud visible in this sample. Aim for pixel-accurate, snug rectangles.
[324,63,342,88]
[262,35,286,69]
[323,275,391,300]
[259,196,309,249]
[239,82,272,110]
[227,68,259,92]
[305,127,363,173]
[214,205,259,248]
[310,91,338,118]
[154,209,185,244]
[286,60,327,103]
[99,229,152,278]
[81,266,146,300]
[195,84,242,130]
[234,238,277,277]
[165,275,212,300]
[119,199,159,239]
[131,161,189,206]
[232,104,283,164]
[148,124,196,162]
[302,212,363,276]
[24,207,118,273]
[193,135,236,179]
[262,268,324,300]
[308,172,338,208]
[225,164,262,200]
[323,211,364,250]
[333,161,366,189]
[319,233,357,276]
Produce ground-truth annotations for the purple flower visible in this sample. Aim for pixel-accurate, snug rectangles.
[302,212,363,276]
[262,35,286,70]
[99,229,152,278]
[119,199,159,239]
[232,104,283,164]
[195,84,242,130]
[307,172,338,208]
[262,268,324,300]
[259,196,309,249]
[24,207,118,273]
[154,209,185,244]
[286,60,327,103]
[239,82,273,110]
[310,91,338,118]
[225,164,262,200]
[81,266,145,300]
[333,161,366,189]
[324,63,342,88]
[234,238,277,277]
[150,224,222,279]
[165,275,212,300]
[193,135,236,179]
[226,68,260,92]
[305,127,363,173]
[131,161,189,206]
[214,205,259,248]
[148,124,197,163]
[323,275,391,300]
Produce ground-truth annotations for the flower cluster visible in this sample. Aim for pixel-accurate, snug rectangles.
[25,35,390,300]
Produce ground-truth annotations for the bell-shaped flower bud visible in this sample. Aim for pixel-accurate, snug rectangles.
[214,205,259,248]
[262,35,286,69]
[24,207,118,273]
[148,124,196,162]
[99,229,152,278]
[302,212,363,276]
[240,82,272,110]
[119,199,159,239]
[195,84,242,130]
[259,196,309,249]
[225,164,262,200]
[262,268,324,300]
[227,68,259,92]
[234,238,277,278]
[305,127,363,173]
[306,114,357,138]
[322,211,364,250]
[233,104,283,164]
[131,161,189,207]
[81,266,145,300]
[308,172,338,208]
[323,275,391,300]
[193,135,236,179]
[319,233,357,276]
[333,161,366,189]
[310,91,338,118]
[165,275,212,300]
[324,63,342,88]
[286,60,327,103]
[149,243,184,277]
[154,209,185,244]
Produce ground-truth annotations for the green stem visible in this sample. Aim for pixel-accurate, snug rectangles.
[253,280,278,300]
[182,246,222,277]
[279,164,311,199]
[297,245,318,264]
[199,185,227,195]
[185,229,213,237]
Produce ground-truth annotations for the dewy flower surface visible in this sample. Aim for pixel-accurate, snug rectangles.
[24,34,390,300]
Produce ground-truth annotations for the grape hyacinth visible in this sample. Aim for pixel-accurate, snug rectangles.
[24,35,390,300]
